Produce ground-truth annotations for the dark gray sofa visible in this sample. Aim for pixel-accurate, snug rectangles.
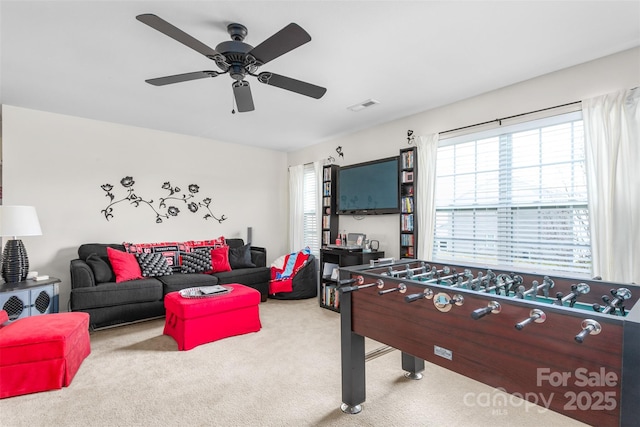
[69,238,270,329]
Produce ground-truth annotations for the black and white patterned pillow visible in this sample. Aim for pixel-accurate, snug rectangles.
[180,249,212,274]
[136,252,173,277]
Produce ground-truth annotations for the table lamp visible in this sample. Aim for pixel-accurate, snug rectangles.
[0,206,43,283]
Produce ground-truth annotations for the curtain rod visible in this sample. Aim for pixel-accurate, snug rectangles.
[439,100,581,135]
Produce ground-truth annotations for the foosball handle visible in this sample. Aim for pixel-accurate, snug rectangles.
[574,319,602,343]
[471,301,501,320]
[515,309,546,330]
[379,283,407,295]
[405,288,433,303]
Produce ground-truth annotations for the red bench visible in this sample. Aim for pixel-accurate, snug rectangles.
[163,284,261,351]
[0,310,91,398]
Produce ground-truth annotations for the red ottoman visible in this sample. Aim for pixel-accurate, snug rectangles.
[0,310,91,399]
[164,284,261,351]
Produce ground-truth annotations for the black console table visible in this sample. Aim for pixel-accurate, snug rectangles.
[319,248,384,312]
[0,277,60,322]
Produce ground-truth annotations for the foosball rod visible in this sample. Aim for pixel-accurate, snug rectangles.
[337,276,372,293]
[409,266,456,280]
[515,281,540,299]
[412,267,462,282]
[593,287,631,314]
[386,262,431,277]
[554,282,590,307]
[496,273,524,295]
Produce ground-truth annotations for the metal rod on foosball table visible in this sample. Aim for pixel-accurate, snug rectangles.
[496,273,524,296]
[365,345,395,361]
[378,283,407,295]
[593,287,631,315]
[515,281,540,299]
[409,265,453,281]
[339,277,384,294]
[385,262,430,278]
[554,283,590,307]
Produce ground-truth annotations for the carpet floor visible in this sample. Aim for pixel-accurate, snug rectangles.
[0,298,587,426]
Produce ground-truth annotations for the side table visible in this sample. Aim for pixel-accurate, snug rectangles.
[0,277,60,322]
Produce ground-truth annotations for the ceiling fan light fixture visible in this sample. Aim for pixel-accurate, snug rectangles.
[137,14,326,112]
[347,98,380,112]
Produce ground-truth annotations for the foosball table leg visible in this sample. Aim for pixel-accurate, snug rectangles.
[340,289,365,414]
[402,352,424,380]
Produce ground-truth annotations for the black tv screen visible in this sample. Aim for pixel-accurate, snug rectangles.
[337,157,400,215]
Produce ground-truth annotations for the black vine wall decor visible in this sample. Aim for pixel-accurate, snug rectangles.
[100,176,227,224]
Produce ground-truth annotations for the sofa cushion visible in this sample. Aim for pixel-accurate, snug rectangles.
[123,241,186,273]
[229,244,256,269]
[225,238,245,249]
[156,274,219,294]
[180,250,212,274]
[70,279,163,310]
[78,243,126,261]
[185,237,226,252]
[86,253,115,283]
[136,252,173,277]
[210,246,232,273]
[107,247,143,283]
[213,266,270,286]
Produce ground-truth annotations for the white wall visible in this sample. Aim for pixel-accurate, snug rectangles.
[2,106,289,308]
[287,47,640,261]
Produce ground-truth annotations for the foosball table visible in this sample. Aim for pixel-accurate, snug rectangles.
[338,259,640,426]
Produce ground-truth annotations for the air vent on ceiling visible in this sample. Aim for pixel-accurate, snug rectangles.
[347,98,380,112]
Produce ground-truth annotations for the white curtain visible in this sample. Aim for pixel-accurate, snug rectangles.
[416,134,439,259]
[288,164,305,253]
[583,87,640,283]
[313,160,323,256]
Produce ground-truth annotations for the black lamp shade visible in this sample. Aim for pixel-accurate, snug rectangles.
[2,239,30,283]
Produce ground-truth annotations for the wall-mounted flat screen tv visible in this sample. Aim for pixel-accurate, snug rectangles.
[337,157,400,215]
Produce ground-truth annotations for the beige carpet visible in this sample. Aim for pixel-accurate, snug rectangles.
[0,298,586,427]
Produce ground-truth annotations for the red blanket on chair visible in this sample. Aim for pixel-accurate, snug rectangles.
[269,250,311,294]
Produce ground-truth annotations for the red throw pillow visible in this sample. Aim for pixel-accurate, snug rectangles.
[107,247,143,283]
[210,246,232,273]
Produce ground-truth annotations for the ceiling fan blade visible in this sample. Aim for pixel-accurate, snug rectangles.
[233,81,255,112]
[145,71,220,86]
[257,72,326,99]
[136,14,220,59]
[248,23,311,65]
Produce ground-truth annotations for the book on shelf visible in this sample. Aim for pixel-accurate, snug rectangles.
[401,213,414,232]
[401,197,414,213]
[322,231,331,245]
[401,233,415,246]
[322,215,331,229]
[402,150,414,169]
[323,182,331,196]
[323,166,333,181]
[323,284,339,309]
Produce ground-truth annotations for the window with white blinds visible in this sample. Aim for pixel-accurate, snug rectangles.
[303,163,320,256]
[432,111,591,275]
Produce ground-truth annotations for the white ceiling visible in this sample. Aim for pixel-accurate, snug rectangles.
[2,1,639,152]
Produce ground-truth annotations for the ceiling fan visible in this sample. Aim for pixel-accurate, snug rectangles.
[136,14,327,112]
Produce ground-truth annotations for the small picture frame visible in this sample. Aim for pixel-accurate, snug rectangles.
[356,235,364,246]
[405,171,414,183]
[331,267,339,280]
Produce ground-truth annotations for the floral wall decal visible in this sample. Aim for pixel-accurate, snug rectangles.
[101,176,227,224]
